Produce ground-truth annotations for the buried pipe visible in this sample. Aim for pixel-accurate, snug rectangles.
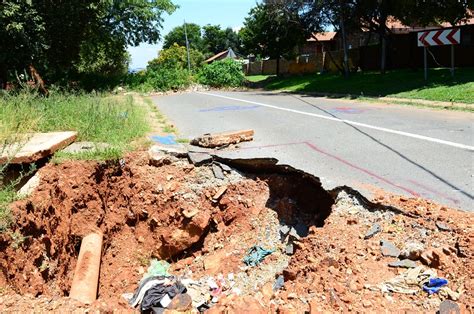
[69,232,103,304]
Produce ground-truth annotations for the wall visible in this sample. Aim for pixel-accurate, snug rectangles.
[244,25,474,75]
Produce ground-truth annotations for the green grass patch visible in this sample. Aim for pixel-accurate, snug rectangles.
[0,90,151,230]
[246,75,274,83]
[0,91,150,149]
[248,68,474,103]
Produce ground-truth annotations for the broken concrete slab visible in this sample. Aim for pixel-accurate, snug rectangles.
[190,129,254,148]
[216,162,232,172]
[148,149,173,167]
[149,143,188,158]
[380,239,400,257]
[188,152,212,166]
[17,173,41,197]
[62,142,110,154]
[436,221,451,231]
[212,164,225,180]
[364,223,382,240]
[0,131,77,164]
[388,259,417,268]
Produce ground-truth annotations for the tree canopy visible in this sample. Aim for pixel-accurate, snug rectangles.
[0,0,176,88]
[240,2,307,74]
[163,23,241,57]
[163,23,204,51]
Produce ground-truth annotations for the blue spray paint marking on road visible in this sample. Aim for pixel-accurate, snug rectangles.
[150,135,177,145]
[199,105,260,112]
[329,107,367,114]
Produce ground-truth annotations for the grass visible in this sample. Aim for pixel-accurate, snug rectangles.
[247,68,474,104]
[0,91,150,154]
[0,90,151,230]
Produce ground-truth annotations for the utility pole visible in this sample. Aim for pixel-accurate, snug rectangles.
[184,20,191,71]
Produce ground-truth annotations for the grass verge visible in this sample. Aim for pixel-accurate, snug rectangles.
[0,90,151,230]
[247,68,474,104]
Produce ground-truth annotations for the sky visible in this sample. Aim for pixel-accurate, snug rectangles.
[128,0,259,70]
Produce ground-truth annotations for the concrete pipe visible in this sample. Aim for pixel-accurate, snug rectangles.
[69,232,103,304]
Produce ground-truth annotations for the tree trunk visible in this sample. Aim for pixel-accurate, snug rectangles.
[379,15,388,74]
[381,36,386,74]
[0,63,7,89]
[276,57,280,76]
[339,15,350,78]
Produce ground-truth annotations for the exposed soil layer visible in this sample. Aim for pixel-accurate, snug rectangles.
[0,152,472,313]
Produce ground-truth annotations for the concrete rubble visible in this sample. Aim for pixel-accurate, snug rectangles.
[190,129,254,148]
[0,131,77,164]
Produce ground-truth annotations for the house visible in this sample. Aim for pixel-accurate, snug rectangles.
[204,48,238,64]
[300,32,337,56]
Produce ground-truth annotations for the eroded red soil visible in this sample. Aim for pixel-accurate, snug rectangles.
[0,152,472,313]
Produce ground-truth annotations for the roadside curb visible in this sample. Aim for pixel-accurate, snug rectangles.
[272,90,473,112]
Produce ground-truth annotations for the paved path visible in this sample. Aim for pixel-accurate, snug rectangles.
[152,91,474,211]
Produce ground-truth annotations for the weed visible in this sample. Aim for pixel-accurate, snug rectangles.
[176,138,190,144]
[162,124,177,134]
[52,147,123,164]
[10,231,26,249]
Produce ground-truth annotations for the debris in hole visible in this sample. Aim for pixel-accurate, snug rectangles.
[436,221,451,231]
[188,151,213,166]
[380,239,401,257]
[148,143,188,158]
[0,131,77,164]
[423,277,448,294]
[0,151,472,313]
[212,185,227,202]
[144,260,170,278]
[242,245,274,266]
[364,223,382,239]
[399,242,424,260]
[212,163,225,180]
[17,173,41,197]
[439,300,460,314]
[190,129,254,148]
[69,232,103,304]
[388,259,417,268]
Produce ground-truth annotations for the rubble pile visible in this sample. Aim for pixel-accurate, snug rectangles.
[0,147,472,313]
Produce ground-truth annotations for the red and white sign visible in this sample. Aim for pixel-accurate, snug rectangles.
[417,28,460,47]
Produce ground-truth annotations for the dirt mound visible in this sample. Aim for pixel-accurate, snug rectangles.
[0,152,472,313]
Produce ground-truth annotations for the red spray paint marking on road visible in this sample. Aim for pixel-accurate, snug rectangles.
[302,142,420,197]
[408,179,460,205]
[231,140,420,197]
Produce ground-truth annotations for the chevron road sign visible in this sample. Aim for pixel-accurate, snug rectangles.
[418,28,460,80]
[417,28,461,47]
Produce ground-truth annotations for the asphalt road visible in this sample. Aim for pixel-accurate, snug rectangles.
[152,91,474,211]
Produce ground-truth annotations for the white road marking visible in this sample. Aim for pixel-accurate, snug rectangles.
[197,91,474,151]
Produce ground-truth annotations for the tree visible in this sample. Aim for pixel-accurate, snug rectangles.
[163,23,203,51]
[147,44,204,72]
[0,0,176,88]
[240,2,307,75]
[355,0,471,74]
[202,25,242,56]
[298,0,358,77]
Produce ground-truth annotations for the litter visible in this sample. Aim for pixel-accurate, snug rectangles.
[273,275,285,291]
[423,277,448,294]
[144,259,170,278]
[129,275,190,313]
[379,266,436,294]
[243,246,274,266]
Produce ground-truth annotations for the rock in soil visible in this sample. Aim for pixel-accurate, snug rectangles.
[380,239,401,257]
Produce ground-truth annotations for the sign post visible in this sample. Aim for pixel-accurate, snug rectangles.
[417,28,461,80]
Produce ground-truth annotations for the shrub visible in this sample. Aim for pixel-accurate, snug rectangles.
[147,44,204,73]
[198,59,245,87]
